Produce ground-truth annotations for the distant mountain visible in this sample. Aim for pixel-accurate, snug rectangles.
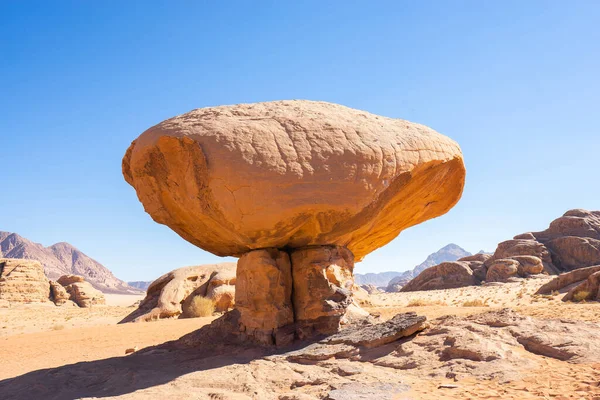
[128,281,151,291]
[386,244,472,291]
[354,271,404,287]
[0,231,142,294]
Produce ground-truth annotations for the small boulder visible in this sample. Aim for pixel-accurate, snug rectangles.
[49,280,70,305]
[510,255,544,276]
[486,259,519,282]
[400,261,477,292]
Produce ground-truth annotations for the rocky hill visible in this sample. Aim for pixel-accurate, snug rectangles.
[0,231,141,294]
[386,244,472,291]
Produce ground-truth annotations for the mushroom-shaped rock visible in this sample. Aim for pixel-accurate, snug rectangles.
[122,100,466,341]
[123,100,465,260]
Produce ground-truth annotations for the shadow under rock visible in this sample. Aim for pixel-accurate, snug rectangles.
[0,311,313,400]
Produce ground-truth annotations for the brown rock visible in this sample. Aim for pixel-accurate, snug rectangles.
[235,249,294,345]
[120,263,236,323]
[534,209,600,241]
[49,280,69,305]
[122,100,466,261]
[63,280,105,308]
[562,270,600,302]
[486,259,519,282]
[207,284,235,312]
[536,265,600,294]
[0,258,51,304]
[544,236,600,271]
[510,255,544,276]
[57,274,84,286]
[291,246,355,337]
[400,261,477,292]
[486,239,553,269]
[458,253,491,263]
[323,312,426,348]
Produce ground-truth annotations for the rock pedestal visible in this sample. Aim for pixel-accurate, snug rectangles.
[291,245,355,339]
[235,245,357,345]
[235,249,294,345]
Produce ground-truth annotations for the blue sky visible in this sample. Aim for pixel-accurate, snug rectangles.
[1,1,598,281]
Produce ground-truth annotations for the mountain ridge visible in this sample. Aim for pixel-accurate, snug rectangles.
[355,244,472,288]
[0,231,141,294]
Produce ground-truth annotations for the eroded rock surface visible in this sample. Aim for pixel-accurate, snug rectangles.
[400,261,477,292]
[0,258,51,304]
[123,100,465,261]
[236,249,294,345]
[121,263,236,323]
[402,209,600,291]
[292,246,355,338]
[60,278,105,308]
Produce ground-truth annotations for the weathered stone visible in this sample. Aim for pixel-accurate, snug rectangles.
[485,239,554,270]
[57,274,85,286]
[326,383,410,400]
[486,259,519,282]
[323,312,426,348]
[545,236,600,271]
[207,284,235,312]
[120,263,236,322]
[63,280,105,307]
[562,270,600,302]
[49,280,69,305]
[236,248,294,345]
[400,261,477,292]
[510,255,544,276]
[0,258,50,304]
[122,100,466,261]
[458,253,491,263]
[291,246,355,337]
[536,265,600,294]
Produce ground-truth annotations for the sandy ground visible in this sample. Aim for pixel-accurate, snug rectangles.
[1,280,599,399]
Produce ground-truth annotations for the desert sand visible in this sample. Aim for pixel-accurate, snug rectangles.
[1,280,599,399]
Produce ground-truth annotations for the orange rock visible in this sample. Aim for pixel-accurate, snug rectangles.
[291,245,355,337]
[235,248,294,345]
[123,100,465,261]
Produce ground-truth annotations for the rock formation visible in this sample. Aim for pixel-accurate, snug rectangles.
[401,209,600,291]
[0,258,51,304]
[0,231,140,294]
[58,275,105,307]
[0,259,101,307]
[123,100,465,342]
[120,263,237,323]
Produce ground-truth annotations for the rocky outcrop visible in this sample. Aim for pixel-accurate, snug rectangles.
[400,261,477,292]
[59,276,105,307]
[0,232,140,294]
[120,263,237,323]
[122,100,466,341]
[0,258,51,303]
[0,259,105,307]
[386,244,472,292]
[485,259,520,282]
[401,209,600,291]
[49,280,69,305]
[360,284,381,294]
[536,265,600,302]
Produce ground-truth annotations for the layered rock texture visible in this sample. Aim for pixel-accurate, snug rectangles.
[120,263,237,323]
[0,231,139,294]
[0,259,51,304]
[123,100,465,341]
[401,209,600,291]
[0,258,103,307]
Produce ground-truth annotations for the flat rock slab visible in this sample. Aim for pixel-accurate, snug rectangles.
[323,312,427,348]
[326,383,411,400]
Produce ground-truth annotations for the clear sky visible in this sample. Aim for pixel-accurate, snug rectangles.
[1,1,598,281]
